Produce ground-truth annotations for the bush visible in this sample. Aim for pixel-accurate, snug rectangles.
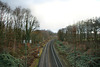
[0,53,24,67]
[56,40,100,67]
[66,51,100,67]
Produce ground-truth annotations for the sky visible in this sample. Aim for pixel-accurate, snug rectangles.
[1,0,100,33]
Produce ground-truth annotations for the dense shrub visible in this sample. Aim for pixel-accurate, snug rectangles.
[0,53,24,67]
[56,40,100,67]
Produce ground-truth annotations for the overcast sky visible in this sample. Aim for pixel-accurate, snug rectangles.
[1,0,100,33]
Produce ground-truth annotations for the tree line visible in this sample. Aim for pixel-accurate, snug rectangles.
[58,17,100,42]
[0,1,53,53]
[58,17,100,56]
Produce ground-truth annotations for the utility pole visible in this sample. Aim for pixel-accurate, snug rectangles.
[73,26,76,67]
[24,30,32,67]
[23,40,27,67]
[25,40,28,67]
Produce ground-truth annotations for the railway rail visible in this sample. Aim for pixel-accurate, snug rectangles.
[38,40,63,67]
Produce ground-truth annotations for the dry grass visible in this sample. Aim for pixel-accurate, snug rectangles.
[29,43,45,67]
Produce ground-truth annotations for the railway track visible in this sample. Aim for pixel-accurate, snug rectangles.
[38,40,63,67]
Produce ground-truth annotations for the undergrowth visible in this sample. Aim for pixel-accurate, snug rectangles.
[0,53,24,67]
[56,40,100,67]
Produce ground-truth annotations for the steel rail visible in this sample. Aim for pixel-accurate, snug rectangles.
[51,42,58,67]
[52,44,63,67]
[38,40,63,67]
[50,40,63,67]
